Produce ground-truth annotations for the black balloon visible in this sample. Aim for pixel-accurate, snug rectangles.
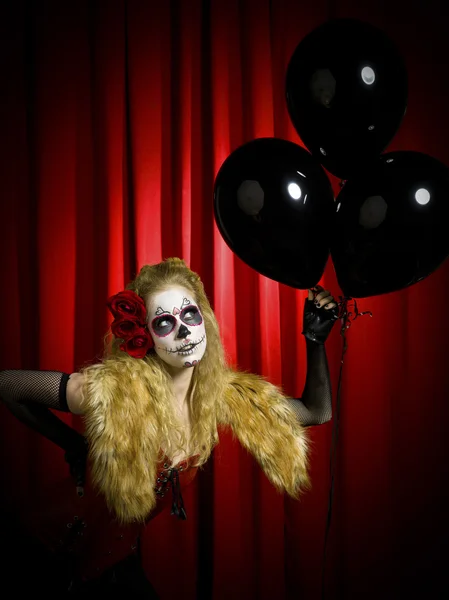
[286,19,408,179]
[214,138,335,289]
[330,151,449,298]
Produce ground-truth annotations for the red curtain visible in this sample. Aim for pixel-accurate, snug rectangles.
[1,0,449,598]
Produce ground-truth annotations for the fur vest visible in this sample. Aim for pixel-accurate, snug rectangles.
[81,358,310,524]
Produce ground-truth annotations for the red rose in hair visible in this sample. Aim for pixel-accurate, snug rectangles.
[107,290,147,322]
[107,290,153,359]
[111,317,141,340]
[120,328,154,359]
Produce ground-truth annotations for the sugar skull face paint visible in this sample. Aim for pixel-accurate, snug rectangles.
[146,286,207,369]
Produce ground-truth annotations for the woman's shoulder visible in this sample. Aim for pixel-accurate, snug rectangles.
[79,356,165,413]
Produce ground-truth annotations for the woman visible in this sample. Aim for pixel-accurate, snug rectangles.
[0,257,338,597]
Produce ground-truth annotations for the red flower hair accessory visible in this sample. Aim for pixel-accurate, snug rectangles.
[107,290,154,359]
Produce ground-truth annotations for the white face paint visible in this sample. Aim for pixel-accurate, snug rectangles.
[146,286,207,369]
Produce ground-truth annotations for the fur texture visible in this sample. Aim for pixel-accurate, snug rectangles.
[81,358,310,524]
[219,370,311,498]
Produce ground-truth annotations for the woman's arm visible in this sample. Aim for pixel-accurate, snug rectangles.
[67,373,85,414]
[287,340,332,426]
[287,286,337,427]
[0,370,87,493]
[0,370,85,450]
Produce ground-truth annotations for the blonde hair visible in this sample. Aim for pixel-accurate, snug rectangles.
[103,257,228,466]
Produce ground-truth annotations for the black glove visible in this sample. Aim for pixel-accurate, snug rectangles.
[65,436,89,497]
[302,285,338,345]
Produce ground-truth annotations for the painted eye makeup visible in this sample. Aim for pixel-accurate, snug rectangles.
[151,314,176,337]
[180,305,202,326]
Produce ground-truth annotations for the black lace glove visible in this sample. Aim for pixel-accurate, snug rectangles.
[302,285,338,344]
[65,436,89,497]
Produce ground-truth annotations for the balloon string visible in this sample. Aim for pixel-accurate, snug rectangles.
[337,296,373,335]
[320,296,372,600]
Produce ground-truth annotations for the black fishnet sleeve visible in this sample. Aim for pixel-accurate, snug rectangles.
[0,370,84,453]
[287,339,332,427]
[0,370,70,411]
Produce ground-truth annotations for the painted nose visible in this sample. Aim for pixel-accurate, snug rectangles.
[176,324,191,339]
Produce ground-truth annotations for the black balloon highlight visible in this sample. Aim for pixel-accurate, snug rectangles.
[331,151,449,298]
[286,18,408,179]
[214,138,335,289]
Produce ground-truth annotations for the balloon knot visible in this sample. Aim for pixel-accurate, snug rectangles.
[337,296,373,334]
